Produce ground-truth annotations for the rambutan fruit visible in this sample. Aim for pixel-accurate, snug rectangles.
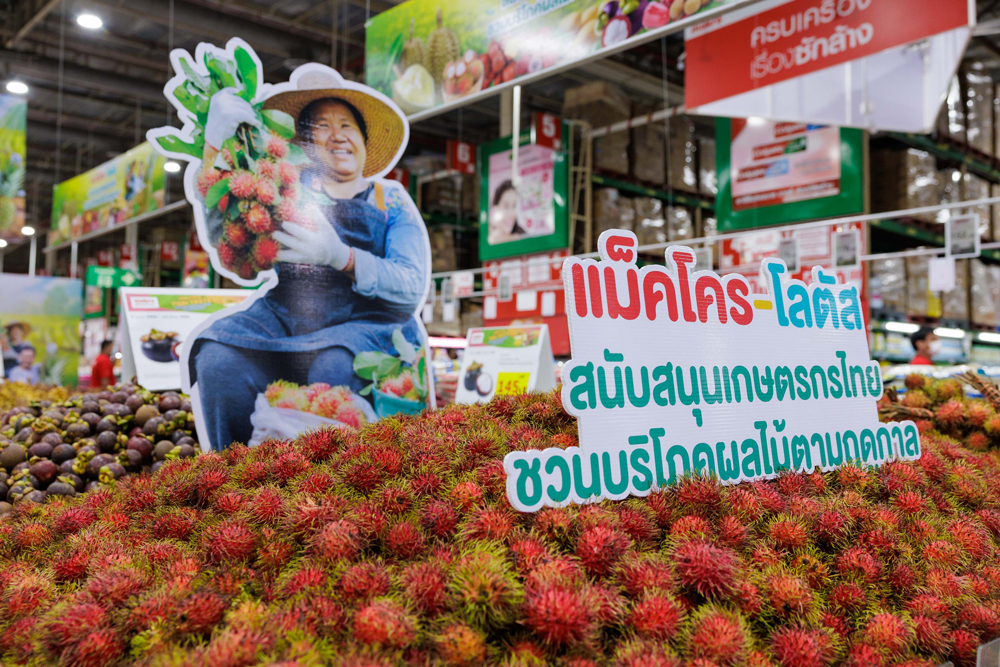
[576,524,631,576]
[967,400,993,427]
[450,547,524,629]
[821,612,851,639]
[509,536,549,573]
[770,626,837,667]
[768,517,809,551]
[43,602,108,652]
[384,520,427,560]
[949,628,980,667]
[251,235,280,268]
[790,553,829,589]
[684,605,748,665]
[905,373,926,390]
[611,638,681,667]
[862,612,913,656]
[311,519,364,563]
[524,583,595,645]
[835,546,882,583]
[931,377,963,401]
[462,507,517,543]
[267,136,289,159]
[420,500,459,538]
[967,432,991,451]
[912,615,948,656]
[892,490,926,514]
[615,552,674,598]
[812,510,849,545]
[985,414,1000,439]
[353,599,418,648]
[670,514,712,538]
[282,565,328,596]
[672,540,739,600]
[245,204,275,234]
[675,476,722,516]
[434,623,487,666]
[534,506,576,544]
[450,481,484,512]
[14,522,52,550]
[55,507,97,534]
[86,568,149,607]
[203,519,257,564]
[178,592,229,635]
[934,399,966,430]
[627,593,685,640]
[841,643,883,667]
[949,518,989,560]
[62,628,125,667]
[733,579,763,616]
[957,602,1000,640]
[229,171,257,199]
[339,562,391,600]
[901,390,931,408]
[923,540,962,568]
[52,550,90,582]
[766,573,813,619]
[401,561,448,617]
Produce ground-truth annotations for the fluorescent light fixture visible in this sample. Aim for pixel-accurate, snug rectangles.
[979,332,1000,343]
[76,13,103,29]
[884,321,919,334]
[164,161,181,173]
[5,81,28,95]
[934,327,965,339]
[20,226,35,236]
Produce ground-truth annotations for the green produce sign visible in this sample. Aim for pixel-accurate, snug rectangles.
[50,142,167,246]
[0,94,26,241]
[85,266,141,289]
[715,118,865,231]
[365,0,736,116]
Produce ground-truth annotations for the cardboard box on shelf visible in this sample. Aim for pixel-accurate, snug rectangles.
[966,65,994,157]
[869,148,939,220]
[667,119,698,192]
[937,168,963,223]
[941,258,969,322]
[960,173,992,238]
[593,188,634,237]
[699,138,717,196]
[667,206,693,241]
[631,105,665,185]
[564,81,631,175]
[869,258,907,314]
[972,259,999,327]
[428,227,457,273]
[905,255,942,318]
[633,197,666,246]
[937,74,965,143]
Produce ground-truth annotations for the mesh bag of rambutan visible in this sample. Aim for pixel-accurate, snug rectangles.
[153,46,310,280]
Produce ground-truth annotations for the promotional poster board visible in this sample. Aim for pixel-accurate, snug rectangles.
[479,133,569,261]
[503,230,919,512]
[50,142,167,246]
[715,118,864,231]
[685,0,974,133]
[365,0,740,117]
[455,325,555,404]
[0,275,83,386]
[149,39,435,451]
[0,94,26,241]
[119,288,251,392]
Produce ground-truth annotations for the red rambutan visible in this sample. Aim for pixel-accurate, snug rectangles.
[524,583,595,645]
[203,519,257,563]
[353,599,418,648]
[339,562,391,600]
[672,540,739,600]
[770,627,836,667]
[312,519,364,563]
[627,593,685,640]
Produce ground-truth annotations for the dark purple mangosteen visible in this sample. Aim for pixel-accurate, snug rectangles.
[95,431,119,454]
[28,442,53,460]
[51,444,76,465]
[95,418,118,434]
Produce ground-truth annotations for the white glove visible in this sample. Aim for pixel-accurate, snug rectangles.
[204,88,259,150]
[273,217,352,270]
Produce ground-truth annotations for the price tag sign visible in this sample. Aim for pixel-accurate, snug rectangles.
[495,372,530,395]
[532,112,562,150]
[446,140,476,175]
[946,214,981,259]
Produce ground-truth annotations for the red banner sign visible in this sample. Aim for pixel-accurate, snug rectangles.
[160,241,180,263]
[446,141,476,175]
[532,112,562,151]
[119,244,133,268]
[96,249,113,267]
[685,0,970,108]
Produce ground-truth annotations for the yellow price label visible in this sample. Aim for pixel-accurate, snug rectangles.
[495,372,530,396]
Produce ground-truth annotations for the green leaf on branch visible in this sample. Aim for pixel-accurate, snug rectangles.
[284,143,310,166]
[205,54,238,91]
[178,56,209,91]
[205,178,231,209]
[353,351,389,380]
[377,357,402,379]
[261,109,295,140]
[172,83,203,116]
[234,47,258,102]
[155,135,201,158]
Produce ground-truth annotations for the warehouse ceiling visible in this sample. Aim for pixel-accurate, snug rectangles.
[0,0,998,262]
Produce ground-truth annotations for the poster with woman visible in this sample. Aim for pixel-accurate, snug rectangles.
[148,39,434,451]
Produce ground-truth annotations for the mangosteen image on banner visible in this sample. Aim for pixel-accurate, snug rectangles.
[139,329,181,363]
[148,38,435,452]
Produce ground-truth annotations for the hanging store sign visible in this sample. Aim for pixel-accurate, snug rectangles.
[685,0,974,132]
[0,94,27,241]
[532,112,562,151]
[365,0,741,118]
[503,230,918,512]
[50,142,168,246]
[446,140,476,175]
[86,265,142,289]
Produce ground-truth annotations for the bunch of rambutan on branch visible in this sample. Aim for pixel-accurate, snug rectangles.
[1,388,1000,666]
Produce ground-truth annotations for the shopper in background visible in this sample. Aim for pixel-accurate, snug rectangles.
[910,326,940,365]
[91,339,116,388]
[7,346,39,384]
[1,321,30,377]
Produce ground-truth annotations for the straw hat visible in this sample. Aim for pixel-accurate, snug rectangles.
[263,66,406,179]
[3,321,31,337]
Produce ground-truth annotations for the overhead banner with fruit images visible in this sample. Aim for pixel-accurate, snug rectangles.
[365,0,741,117]
[0,94,26,241]
[49,142,167,247]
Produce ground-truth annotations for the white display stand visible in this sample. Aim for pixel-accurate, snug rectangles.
[119,288,251,391]
[455,324,556,404]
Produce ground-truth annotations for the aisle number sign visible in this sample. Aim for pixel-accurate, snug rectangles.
[503,230,921,512]
[455,325,555,404]
[86,265,141,289]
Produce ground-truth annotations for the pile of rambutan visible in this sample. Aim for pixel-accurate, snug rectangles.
[2,387,1000,666]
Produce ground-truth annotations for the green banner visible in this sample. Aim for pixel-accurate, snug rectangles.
[715,118,865,231]
[0,276,83,386]
[50,142,167,246]
[0,94,26,241]
[86,266,141,289]
[365,0,734,115]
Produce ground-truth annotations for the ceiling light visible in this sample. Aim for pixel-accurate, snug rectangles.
[5,81,28,95]
[20,226,35,236]
[979,332,1000,343]
[934,327,965,339]
[0,239,7,248]
[77,13,103,30]
[164,161,181,173]
[884,321,919,334]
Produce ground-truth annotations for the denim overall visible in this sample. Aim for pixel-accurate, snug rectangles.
[191,182,424,449]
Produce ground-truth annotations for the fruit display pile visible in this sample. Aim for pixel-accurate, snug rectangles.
[265,381,370,429]
[0,382,71,413]
[2,381,1000,666]
[0,384,198,512]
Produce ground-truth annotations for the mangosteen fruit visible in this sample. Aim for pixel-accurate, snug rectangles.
[121,384,137,395]
[65,422,91,442]
[28,442,53,460]
[159,393,181,411]
[51,444,76,465]
[173,444,196,459]
[107,404,132,418]
[79,401,101,415]
[46,481,76,498]
[62,474,84,492]
[41,411,64,427]
[119,450,143,471]
[95,431,119,454]
[151,461,164,474]
[110,391,128,404]
[170,429,188,444]
[24,490,46,504]
[179,398,192,412]
[76,445,98,459]
[163,409,181,424]
[134,405,159,427]
[99,463,126,483]
[10,462,30,477]
[153,440,175,461]
[125,394,145,412]
[95,418,118,434]
[40,432,63,447]
[85,481,102,493]
[30,459,59,485]
[475,372,494,397]
[97,391,112,401]
[128,426,145,439]
[87,454,116,479]
[0,471,8,486]
[126,437,153,460]
[175,436,196,448]
[80,413,101,428]
[144,417,166,438]
[0,482,8,500]
[7,484,30,503]
[13,428,32,443]
[0,444,26,471]
[59,460,76,475]
[0,502,12,515]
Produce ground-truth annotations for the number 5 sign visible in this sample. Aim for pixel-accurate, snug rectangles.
[532,112,562,150]
[447,140,476,175]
